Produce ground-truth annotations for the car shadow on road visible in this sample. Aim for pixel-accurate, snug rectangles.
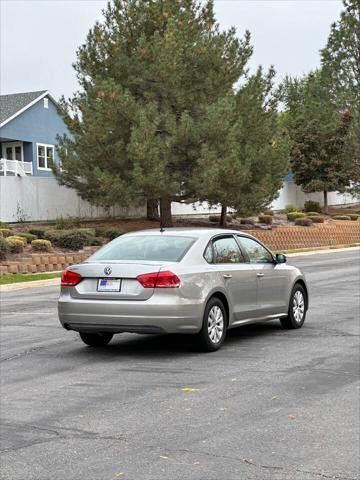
[69,321,285,360]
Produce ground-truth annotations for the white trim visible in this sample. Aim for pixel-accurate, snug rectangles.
[0,91,58,128]
[1,141,24,161]
[36,142,54,171]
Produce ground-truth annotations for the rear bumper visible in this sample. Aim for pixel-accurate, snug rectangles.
[58,292,203,334]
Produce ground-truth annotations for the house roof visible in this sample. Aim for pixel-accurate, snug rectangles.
[0,90,55,127]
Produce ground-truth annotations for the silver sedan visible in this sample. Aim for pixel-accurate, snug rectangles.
[58,228,308,351]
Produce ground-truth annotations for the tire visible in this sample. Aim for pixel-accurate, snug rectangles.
[79,332,113,347]
[280,284,307,329]
[197,297,227,352]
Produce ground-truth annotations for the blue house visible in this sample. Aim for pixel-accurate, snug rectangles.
[0,90,68,177]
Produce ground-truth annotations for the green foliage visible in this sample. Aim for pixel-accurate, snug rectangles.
[89,237,103,246]
[31,239,52,252]
[332,215,351,220]
[262,209,274,216]
[294,217,313,226]
[29,228,47,239]
[0,237,9,260]
[44,230,65,244]
[0,229,12,238]
[287,212,306,221]
[6,238,24,253]
[285,204,298,213]
[349,214,359,220]
[304,200,321,213]
[55,216,82,230]
[103,228,124,240]
[258,215,273,225]
[306,211,322,216]
[0,222,9,229]
[56,231,90,250]
[239,218,255,225]
[308,215,325,223]
[6,235,27,246]
[54,0,253,227]
[17,233,37,244]
[76,228,96,236]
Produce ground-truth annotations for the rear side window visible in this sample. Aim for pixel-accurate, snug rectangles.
[92,235,196,262]
[209,236,245,264]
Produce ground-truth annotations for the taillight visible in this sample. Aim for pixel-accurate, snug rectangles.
[61,269,82,287]
[136,271,180,288]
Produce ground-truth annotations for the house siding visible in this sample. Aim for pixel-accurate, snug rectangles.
[0,95,68,176]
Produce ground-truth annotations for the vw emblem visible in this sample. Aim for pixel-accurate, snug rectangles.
[104,266,112,276]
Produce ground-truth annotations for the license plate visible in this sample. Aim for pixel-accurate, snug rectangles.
[97,278,121,292]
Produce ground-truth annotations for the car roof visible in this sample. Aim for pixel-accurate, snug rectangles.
[123,227,251,238]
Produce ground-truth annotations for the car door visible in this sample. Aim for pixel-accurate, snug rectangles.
[207,235,258,323]
[237,235,288,316]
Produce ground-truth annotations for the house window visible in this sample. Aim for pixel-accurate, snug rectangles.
[37,144,54,170]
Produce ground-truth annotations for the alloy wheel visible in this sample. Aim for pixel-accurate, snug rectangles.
[208,305,224,344]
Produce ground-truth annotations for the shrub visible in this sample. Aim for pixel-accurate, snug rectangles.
[29,228,47,239]
[285,204,298,213]
[89,237,103,246]
[17,232,37,244]
[306,212,322,217]
[287,212,306,221]
[0,237,9,260]
[103,228,125,240]
[7,235,27,246]
[240,218,255,225]
[95,226,106,237]
[0,221,9,229]
[304,200,321,213]
[56,230,90,250]
[77,227,96,236]
[44,229,65,243]
[262,209,274,216]
[258,215,273,225]
[6,238,24,253]
[0,228,12,238]
[31,239,52,252]
[332,215,351,221]
[294,218,313,226]
[308,216,325,223]
[55,216,81,230]
[349,214,359,221]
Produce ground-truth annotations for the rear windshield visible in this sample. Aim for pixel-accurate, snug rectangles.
[91,235,196,262]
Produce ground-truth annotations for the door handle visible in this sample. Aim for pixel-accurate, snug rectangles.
[223,274,232,279]
[256,272,264,278]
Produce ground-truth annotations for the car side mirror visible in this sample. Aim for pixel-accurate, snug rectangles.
[275,253,287,264]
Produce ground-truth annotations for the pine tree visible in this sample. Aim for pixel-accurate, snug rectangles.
[54,0,252,227]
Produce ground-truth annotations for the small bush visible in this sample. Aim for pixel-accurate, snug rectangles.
[0,228,12,238]
[56,230,89,250]
[44,230,65,243]
[7,235,27,246]
[306,212,322,217]
[95,226,106,237]
[240,218,255,225]
[55,216,82,230]
[285,204,298,213]
[6,238,24,253]
[77,227,96,236]
[262,209,274,216]
[294,218,313,226]
[349,214,359,221]
[304,200,321,213]
[287,212,306,221]
[31,239,52,252]
[0,221,9,229]
[332,215,351,221]
[17,232,37,244]
[29,228,47,239]
[103,228,125,240]
[258,215,273,225]
[0,237,9,260]
[309,216,325,223]
[89,237,103,246]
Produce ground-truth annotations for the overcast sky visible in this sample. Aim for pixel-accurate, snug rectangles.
[0,0,343,100]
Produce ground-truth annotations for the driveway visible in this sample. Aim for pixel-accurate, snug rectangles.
[1,250,359,480]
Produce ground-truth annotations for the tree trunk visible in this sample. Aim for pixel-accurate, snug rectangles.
[323,190,328,214]
[220,205,227,227]
[160,197,173,228]
[146,199,159,221]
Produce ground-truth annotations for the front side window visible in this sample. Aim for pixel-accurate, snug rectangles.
[212,237,245,264]
[37,144,54,170]
[91,235,196,262]
[239,236,274,264]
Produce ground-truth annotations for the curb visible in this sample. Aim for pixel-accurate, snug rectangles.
[0,246,358,292]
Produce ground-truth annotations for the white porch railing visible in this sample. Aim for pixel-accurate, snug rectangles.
[0,158,33,176]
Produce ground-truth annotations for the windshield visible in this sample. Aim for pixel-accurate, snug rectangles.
[91,235,196,262]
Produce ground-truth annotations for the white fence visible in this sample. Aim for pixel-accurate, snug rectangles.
[0,158,33,177]
[0,177,145,222]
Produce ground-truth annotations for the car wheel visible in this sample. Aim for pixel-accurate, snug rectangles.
[280,284,307,329]
[198,297,227,352]
[79,332,113,347]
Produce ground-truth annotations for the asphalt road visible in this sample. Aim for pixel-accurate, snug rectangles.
[1,250,359,480]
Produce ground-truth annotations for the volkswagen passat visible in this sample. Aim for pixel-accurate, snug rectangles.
[58,228,308,351]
